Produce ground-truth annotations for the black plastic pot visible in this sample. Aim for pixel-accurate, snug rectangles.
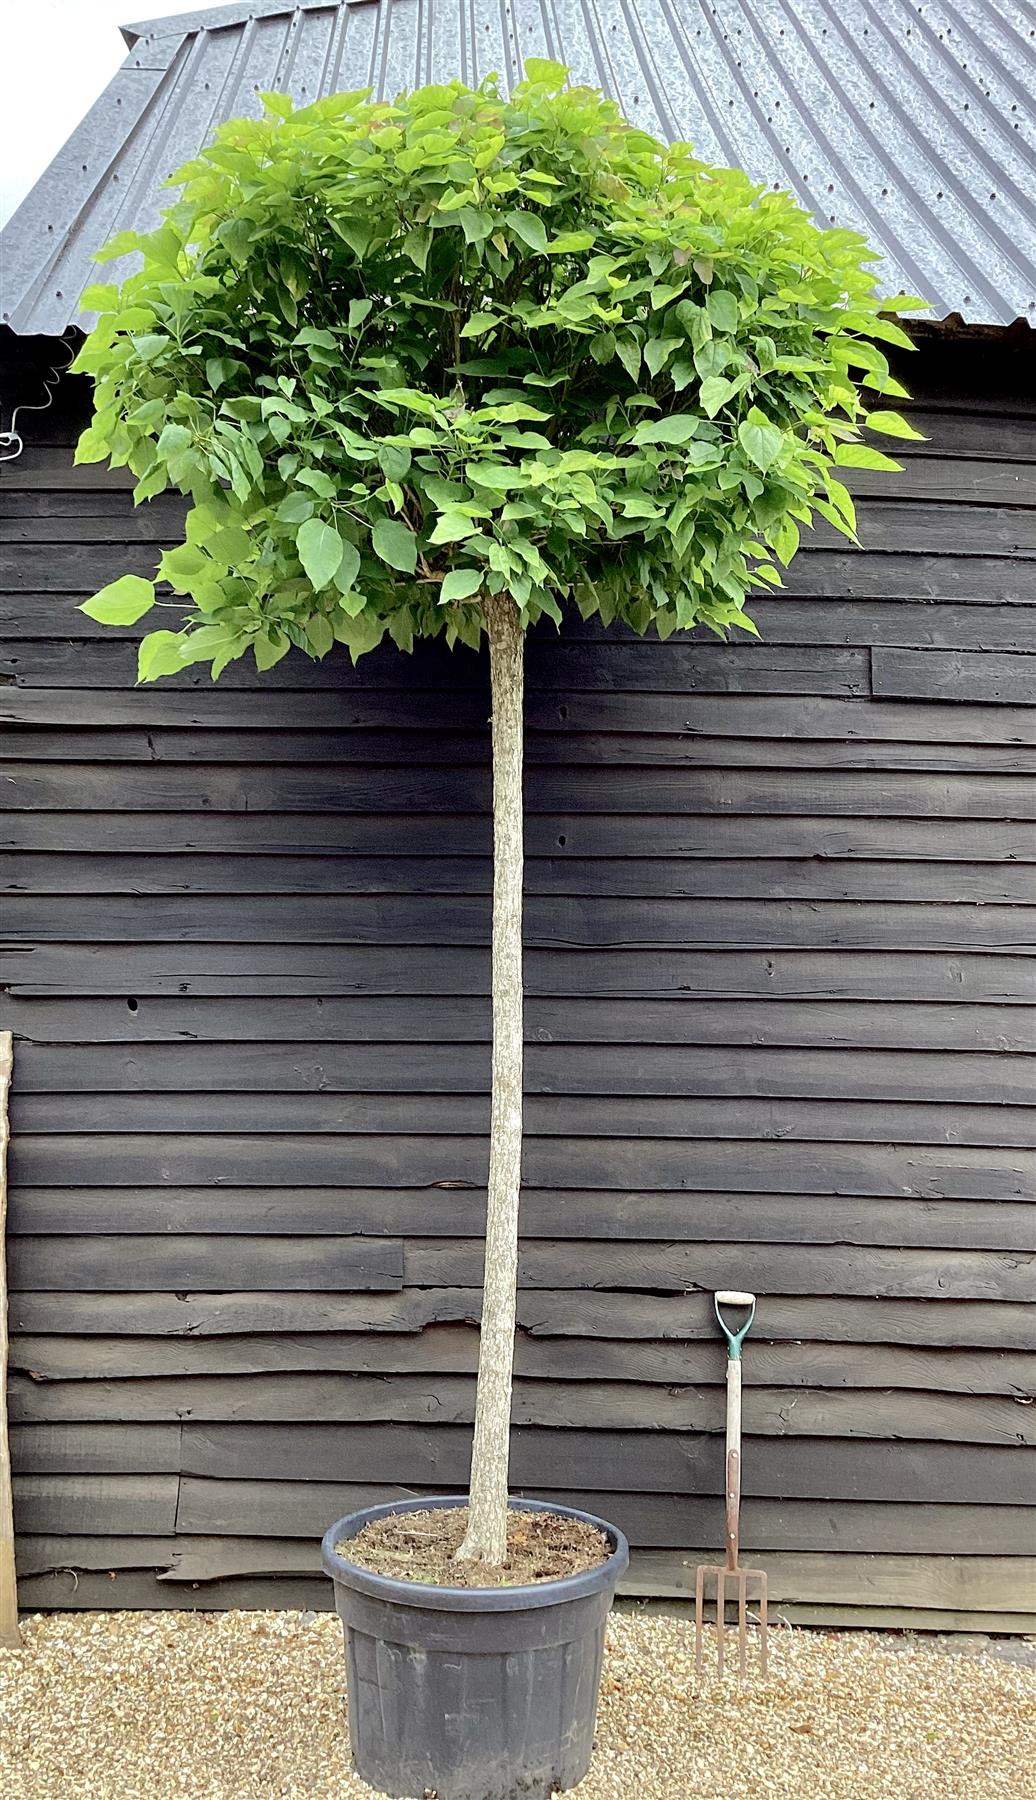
[321,1494,629,1800]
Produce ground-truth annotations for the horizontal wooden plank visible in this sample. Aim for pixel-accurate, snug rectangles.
[7,811,1035,861]
[11,1373,1029,1445]
[873,648,1036,703]
[2,944,1028,1003]
[15,1535,176,1577]
[14,1563,1033,1626]
[0,635,871,695]
[4,513,1036,592]
[12,1331,1032,1395]
[174,1479,1036,1554]
[7,851,1033,904]
[8,761,1034,819]
[12,1043,1031,1106]
[175,1423,1036,1503]
[13,1569,336,1611]
[12,1092,1033,1147]
[404,1240,1035,1301]
[6,896,1032,950]
[807,502,1036,556]
[9,1236,1031,1301]
[12,1473,179,1536]
[10,585,1036,645]
[12,1187,1032,1250]
[628,1551,1036,1613]
[5,995,1031,1052]
[54,1534,1022,1611]
[14,1135,1029,1199]
[0,1387,1006,1500]
[7,1235,403,1293]
[737,601,1036,647]
[10,1289,1034,1348]
[4,724,1035,778]
[844,457,1034,505]
[0,447,137,489]
[730,1605,1036,1631]
[4,686,1033,746]
[9,1423,180,1474]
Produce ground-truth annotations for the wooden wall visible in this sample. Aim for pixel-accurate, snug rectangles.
[1,334,1034,1631]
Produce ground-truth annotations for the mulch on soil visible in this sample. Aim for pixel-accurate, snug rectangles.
[338,1505,611,1587]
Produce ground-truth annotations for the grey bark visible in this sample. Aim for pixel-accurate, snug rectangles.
[456,596,524,1566]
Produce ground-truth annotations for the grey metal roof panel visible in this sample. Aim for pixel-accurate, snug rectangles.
[2,0,1034,335]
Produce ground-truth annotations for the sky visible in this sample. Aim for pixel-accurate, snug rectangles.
[0,1,229,225]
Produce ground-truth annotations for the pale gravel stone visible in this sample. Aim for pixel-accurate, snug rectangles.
[2,1608,1035,1799]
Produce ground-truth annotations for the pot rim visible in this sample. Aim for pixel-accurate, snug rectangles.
[321,1493,630,1612]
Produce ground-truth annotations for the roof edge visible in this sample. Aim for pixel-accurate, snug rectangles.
[121,0,360,50]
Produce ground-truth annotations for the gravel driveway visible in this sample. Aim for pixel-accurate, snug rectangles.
[3,1608,1034,1799]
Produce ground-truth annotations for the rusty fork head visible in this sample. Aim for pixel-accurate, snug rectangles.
[693,1561,769,1682]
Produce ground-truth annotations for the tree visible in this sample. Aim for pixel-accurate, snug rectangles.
[73,63,920,1566]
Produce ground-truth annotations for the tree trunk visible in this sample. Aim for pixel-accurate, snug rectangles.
[456,595,524,1566]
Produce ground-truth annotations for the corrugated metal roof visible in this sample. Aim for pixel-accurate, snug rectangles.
[2,0,1034,335]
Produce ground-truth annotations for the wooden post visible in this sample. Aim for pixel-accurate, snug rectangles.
[0,1031,21,1647]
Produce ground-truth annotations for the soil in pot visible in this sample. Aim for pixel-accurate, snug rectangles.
[338,1505,610,1588]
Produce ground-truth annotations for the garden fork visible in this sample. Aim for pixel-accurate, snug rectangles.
[693,1290,769,1681]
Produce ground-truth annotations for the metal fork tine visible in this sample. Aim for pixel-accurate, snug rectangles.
[758,1572,769,1680]
[715,1568,725,1680]
[737,1573,748,1680]
[694,1563,705,1678]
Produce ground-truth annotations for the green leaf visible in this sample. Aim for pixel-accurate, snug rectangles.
[296,518,345,589]
[521,57,568,89]
[331,218,373,260]
[505,210,548,255]
[833,443,903,472]
[632,413,703,446]
[644,337,681,378]
[378,443,412,482]
[277,491,315,524]
[698,375,737,418]
[294,327,336,349]
[296,468,336,498]
[80,574,156,626]
[156,422,191,459]
[737,417,783,472]
[137,630,186,683]
[468,462,521,490]
[348,297,373,330]
[335,608,385,664]
[460,313,501,339]
[439,568,483,602]
[372,517,418,573]
[80,283,119,312]
[616,337,641,381]
[306,615,335,657]
[865,409,926,441]
[254,630,290,671]
[332,542,362,595]
[430,510,481,544]
[403,226,431,271]
[706,290,739,333]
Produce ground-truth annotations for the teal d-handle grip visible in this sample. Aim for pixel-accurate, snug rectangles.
[714,1289,756,1361]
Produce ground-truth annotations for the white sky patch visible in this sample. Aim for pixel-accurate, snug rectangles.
[0,1,228,225]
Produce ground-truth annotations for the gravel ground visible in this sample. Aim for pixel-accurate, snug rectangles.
[3,1608,1035,1800]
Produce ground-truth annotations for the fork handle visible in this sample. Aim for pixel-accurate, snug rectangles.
[725,1356,742,1570]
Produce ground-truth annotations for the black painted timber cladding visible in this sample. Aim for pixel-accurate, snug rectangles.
[1,336,1034,1627]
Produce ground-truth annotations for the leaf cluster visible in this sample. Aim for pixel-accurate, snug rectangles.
[73,61,923,679]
